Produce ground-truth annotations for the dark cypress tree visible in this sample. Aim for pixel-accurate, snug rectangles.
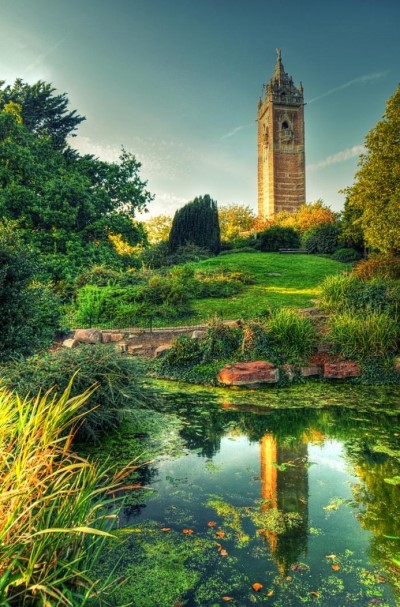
[169,194,221,254]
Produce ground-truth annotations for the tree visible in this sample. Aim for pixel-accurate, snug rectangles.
[218,204,255,241]
[0,79,85,149]
[275,200,337,233]
[0,223,61,360]
[0,105,153,281]
[344,85,400,254]
[143,214,173,243]
[168,194,220,254]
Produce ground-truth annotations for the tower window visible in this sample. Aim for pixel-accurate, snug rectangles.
[282,121,289,129]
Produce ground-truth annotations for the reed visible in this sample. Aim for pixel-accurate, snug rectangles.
[0,381,138,606]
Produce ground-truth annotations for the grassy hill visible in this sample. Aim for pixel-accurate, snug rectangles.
[190,251,348,321]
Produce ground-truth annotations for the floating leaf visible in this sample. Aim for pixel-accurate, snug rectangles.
[252,583,263,592]
[216,530,225,538]
[182,528,193,534]
[331,564,340,571]
[325,554,337,560]
[375,575,387,583]
[220,549,228,557]
[222,597,234,601]
[161,527,171,532]
[310,591,320,598]
[208,521,217,527]
[265,590,274,597]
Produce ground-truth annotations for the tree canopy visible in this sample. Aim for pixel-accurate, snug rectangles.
[218,204,255,241]
[344,85,400,254]
[168,194,220,254]
[0,85,153,282]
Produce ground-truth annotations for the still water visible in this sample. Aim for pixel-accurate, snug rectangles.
[111,386,400,607]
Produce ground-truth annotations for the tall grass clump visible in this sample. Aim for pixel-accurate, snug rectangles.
[327,311,399,360]
[319,273,360,312]
[0,383,137,606]
[1,345,154,443]
[261,308,316,364]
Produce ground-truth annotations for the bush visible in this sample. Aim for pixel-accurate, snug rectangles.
[263,308,316,364]
[353,254,400,280]
[302,222,341,254]
[0,384,137,606]
[1,345,154,442]
[257,226,300,252]
[319,274,400,317]
[331,247,362,263]
[201,323,242,361]
[159,335,204,369]
[327,312,399,360]
[195,269,255,298]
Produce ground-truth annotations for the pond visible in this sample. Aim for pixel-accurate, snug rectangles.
[97,384,400,607]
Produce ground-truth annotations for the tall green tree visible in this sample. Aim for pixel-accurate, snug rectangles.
[344,85,400,254]
[169,194,221,254]
[0,79,85,149]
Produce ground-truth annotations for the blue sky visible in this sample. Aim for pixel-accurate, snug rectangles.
[1,0,399,218]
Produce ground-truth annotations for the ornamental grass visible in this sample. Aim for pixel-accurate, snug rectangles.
[0,381,139,606]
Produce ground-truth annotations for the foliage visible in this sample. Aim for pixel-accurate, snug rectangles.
[143,213,172,243]
[0,92,153,284]
[331,247,362,263]
[276,199,337,233]
[302,222,341,254]
[343,85,400,253]
[320,274,400,317]
[0,383,138,606]
[327,311,399,360]
[194,269,255,298]
[0,224,61,361]
[0,78,85,149]
[257,225,300,252]
[168,194,220,254]
[160,335,204,369]
[260,308,316,364]
[1,345,154,442]
[201,322,242,361]
[218,203,255,241]
[353,254,400,280]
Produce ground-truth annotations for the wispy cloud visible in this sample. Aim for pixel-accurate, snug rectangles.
[220,122,254,140]
[307,144,366,171]
[26,37,66,73]
[308,70,390,104]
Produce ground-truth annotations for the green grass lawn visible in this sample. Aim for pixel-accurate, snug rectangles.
[189,251,349,321]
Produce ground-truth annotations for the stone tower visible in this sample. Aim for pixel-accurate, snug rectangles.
[257,49,305,218]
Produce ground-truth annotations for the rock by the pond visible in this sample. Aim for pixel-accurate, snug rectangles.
[218,361,279,386]
[300,365,322,377]
[62,338,79,349]
[323,361,361,379]
[394,357,400,373]
[74,328,102,344]
[282,363,296,382]
[127,344,144,355]
[154,344,172,358]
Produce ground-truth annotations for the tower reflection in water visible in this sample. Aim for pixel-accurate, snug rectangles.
[259,433,309,575]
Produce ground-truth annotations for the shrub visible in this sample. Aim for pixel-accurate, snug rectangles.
[159,335,204,369]
[201,323,242,361]
[353,254,400,280]
[195,269,255,298]
[302,222,341,254]
[319,274,400,317]
[0,384,138,606]
[327,312,399,360]
[257,225,300,252]
[1,345,154,442]
[331,247,362,263]
[169,195,220,254]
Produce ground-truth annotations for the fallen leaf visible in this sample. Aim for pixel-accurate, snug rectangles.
[222,596,234,601]
[216,543,222,551]
[375,575,387,583]
[291,562,309,572]
[182,528,193,534]
[310,591,320,598]
[216,530,225,538]
[160,527,171,532]
[265,590,274,597]
[220,549,228,557]
[208,521,217,527]
[252,583,263,592]
[331,564,340,571]
[325,554,337,560]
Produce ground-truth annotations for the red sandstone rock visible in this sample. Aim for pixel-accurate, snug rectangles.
[323,361,361,379]
[62,338,79,349]
[300,365,322,377]
[218,361,279,386]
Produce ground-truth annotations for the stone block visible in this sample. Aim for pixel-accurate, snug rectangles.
[218,361,279,386]
[114,341,127,352]
[127,344,144,355]
[191,330,207,339]
[323,361,361,379]
[62,338,79,349]
[394,357,400,373]
[74,329,101,344]
[300,365,322,377]
[110,333,124,342]
[282,363,296,382]
[154,344,172,358]
[101,332,113,343]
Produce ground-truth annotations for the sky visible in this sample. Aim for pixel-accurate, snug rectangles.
[0,0,399,218]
